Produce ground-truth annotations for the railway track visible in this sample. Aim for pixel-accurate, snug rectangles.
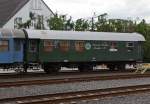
[0,70,134,79]
[1,84,150,104]
[1,73,150,88]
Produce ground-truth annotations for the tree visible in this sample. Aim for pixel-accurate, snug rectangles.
[18,20,31,29]
[135,19,150,61]
[65,16,74,30]
[47,13,74,30]
[75,19,89,31]
[47,13,65,30]
[95,13,108,32]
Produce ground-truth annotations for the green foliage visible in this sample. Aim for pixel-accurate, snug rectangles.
[47,13,74,30]
[17,12,45,29]
[47,13,64,30]
[75,19,89,31]
[18,20,31,29]
[95,14,136,33]
[135,19,150,61]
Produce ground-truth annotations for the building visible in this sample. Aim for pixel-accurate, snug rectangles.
[0,0,54,29]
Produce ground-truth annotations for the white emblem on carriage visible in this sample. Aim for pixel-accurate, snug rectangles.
[85,43,91,50]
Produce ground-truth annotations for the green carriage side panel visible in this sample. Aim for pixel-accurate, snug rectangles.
[38,39,143,63]
[24,29,145,64]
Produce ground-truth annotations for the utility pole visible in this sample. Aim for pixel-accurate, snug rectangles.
[82,12,107,31]
[91,12,96,31]
[91,17,94,31]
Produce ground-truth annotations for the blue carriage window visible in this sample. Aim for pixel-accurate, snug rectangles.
[29,40,37,52]
[0,40,9,52]
[14,40,21,51]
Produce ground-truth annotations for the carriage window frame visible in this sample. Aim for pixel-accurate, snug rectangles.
[75,41,85,52]
[109,42,118,52]
[126,42,134,52]
[29,40,37,53]
[126,42,134,47]
[59,40,70,52]
[43,40,54,52]
[0,40,9,52]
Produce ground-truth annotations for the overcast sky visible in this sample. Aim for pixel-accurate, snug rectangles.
[44,0,150,22]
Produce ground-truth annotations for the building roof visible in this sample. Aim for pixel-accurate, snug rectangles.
[0,0,29,27]
[25,30,145,41]
[0,0,54,27]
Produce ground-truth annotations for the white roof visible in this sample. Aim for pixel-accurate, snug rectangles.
[25,30,145,41]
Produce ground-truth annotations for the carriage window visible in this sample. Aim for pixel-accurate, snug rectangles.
[126,42,134,47]
[60,41,70,52]
[126,42,134,52]
[14,40,21,51]
[44,40,53,52]
[109,42,118,52]
[29,40,37,52]
[75,41,85,52]
[0,40,9,52]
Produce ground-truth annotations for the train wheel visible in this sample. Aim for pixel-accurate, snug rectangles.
[78,66,84,72]
[78,65,93,72]
[43,64,60,74]
[44,69,51,74]
[43,67,51,74]
[117,64,126,71]
[23,64,28,73]
[87,66,93,72]
[43,64,51,74]
[108,65,116,71]
[52,67,60,73]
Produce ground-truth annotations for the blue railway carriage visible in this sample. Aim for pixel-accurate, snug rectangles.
[0,29,25,69]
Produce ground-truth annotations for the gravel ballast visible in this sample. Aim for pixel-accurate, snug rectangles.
[77,93,150,104]
[1,77,150,99]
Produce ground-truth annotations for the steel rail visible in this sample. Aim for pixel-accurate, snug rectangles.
[1,84,150,104]
[0,74,150,88]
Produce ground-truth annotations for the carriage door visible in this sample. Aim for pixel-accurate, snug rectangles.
[28,40,39,62]
[14,39,23,62]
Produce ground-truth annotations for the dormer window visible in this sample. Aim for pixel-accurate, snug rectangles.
[31,0,41,10]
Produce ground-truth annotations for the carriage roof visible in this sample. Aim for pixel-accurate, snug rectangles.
[0,29,25,39]
[25,29,145,41]
[0,29,145,41]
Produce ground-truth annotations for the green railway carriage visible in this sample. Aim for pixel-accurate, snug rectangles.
[24,30,145,73]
